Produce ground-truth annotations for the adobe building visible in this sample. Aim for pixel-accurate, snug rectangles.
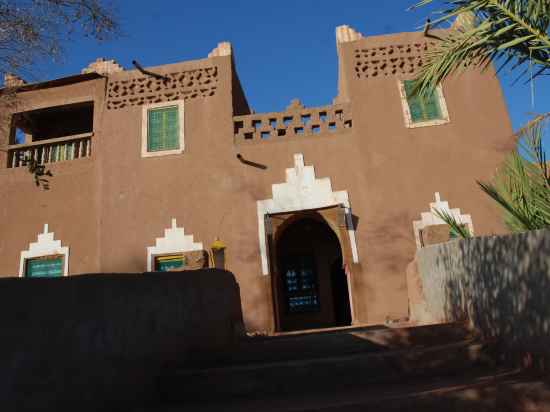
[0,23,514,333]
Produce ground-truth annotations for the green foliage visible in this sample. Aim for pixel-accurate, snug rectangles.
[410,0,550,96]
[433,208,473,238]
[412,1,550,233]
[477,119,550,231]
[22,153,52,190]
[0,0,119,78]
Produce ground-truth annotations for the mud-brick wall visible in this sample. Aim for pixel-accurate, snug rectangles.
[0,269,244,412]
[413,229,550,368]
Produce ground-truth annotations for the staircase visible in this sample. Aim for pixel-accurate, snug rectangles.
[148,322,549,411]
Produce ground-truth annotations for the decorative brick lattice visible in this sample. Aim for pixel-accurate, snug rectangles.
[106,66,219,110]
[354,42,435,79]
[233,99,352,143]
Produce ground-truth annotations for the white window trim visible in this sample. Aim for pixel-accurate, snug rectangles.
[146,218,203,271]
[19,224,69,277]
[413,192,474,249]
[398,80,450,128]
[141,100,185,158]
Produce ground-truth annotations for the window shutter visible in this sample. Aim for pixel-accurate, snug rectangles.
[147,106,180,152]
[25,256,63,277]
[155,255,185,272]
[403,80,443,123]
[403,80,424,122]
[423,89,442,120]
[164,107,179,149]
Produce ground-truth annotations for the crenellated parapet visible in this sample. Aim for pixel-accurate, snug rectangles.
[233,99,352,143]
[3,73,26,87]
[208,42,232,58]
[82,57,124,75]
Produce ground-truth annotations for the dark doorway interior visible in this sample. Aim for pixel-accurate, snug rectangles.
[275,216,352,332]
[331,257,352,326]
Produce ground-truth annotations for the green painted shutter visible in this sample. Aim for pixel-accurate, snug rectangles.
[423,88,442,120]
[404,80,424,122]
[403,80,442,123]
[147,106,180,152]
[25,256,63,277]
[155,255,186,272]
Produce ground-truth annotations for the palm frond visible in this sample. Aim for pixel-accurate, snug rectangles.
[411,0,550,96]
[477,113,550,232]
[433,208,473,239]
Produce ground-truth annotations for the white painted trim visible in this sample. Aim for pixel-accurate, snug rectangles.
[413,192,474,249]
[141,100,185,158]
[19,224,69,277]
[146,218,203,271]
[257,153,359,275]
[397,80,450,128]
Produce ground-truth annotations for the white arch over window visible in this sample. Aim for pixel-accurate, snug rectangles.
[19,224,70,277]
[146,218,203,271]
[257,153,359,275]
[413,192,474,249]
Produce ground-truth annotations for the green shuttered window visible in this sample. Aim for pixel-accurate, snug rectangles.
[25,255,63,278]
[155,254,186,272]
[403,80,443,123]
[147,106,180,152]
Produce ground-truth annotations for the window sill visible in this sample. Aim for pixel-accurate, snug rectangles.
[405,118,450,129]
[141,148,184,158]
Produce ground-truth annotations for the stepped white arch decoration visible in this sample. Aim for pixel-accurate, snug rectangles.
[146,219,203,271]
[257,153,359,275]
[413,192,474,249]
[19,224,69,277]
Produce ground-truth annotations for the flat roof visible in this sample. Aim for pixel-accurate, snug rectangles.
[0,72,104,95]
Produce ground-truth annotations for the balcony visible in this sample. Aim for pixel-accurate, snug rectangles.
[7,132,92,168]
[6,101,94,168]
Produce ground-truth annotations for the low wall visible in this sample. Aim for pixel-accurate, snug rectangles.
[411,229,550,368]
[0,269,244,412]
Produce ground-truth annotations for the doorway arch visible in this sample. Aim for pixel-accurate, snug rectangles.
[274,215,352,332]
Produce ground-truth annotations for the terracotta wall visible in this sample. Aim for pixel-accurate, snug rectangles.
[412,229,550,369]
[0,270,244,411]
[333,30,514,325]
[0,78,105,277]
[0,28,515,333]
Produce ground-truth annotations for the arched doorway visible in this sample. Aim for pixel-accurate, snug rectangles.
[274,216,352,332]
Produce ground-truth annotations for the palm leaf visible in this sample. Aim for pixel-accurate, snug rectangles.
[411,0,550,96]
[433,208,473,239]
[477,114,550,232]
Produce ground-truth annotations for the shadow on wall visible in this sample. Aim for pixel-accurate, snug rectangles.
[0,269,244,412]
[415,229,550,369]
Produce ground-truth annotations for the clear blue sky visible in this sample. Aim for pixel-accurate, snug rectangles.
[37,0,549,149]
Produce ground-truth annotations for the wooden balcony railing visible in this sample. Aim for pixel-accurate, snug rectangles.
[7,132,92,168]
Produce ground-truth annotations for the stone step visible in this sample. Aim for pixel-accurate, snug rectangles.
[159,338,493,403]
[189,322,476,368]
[150,369,547,412]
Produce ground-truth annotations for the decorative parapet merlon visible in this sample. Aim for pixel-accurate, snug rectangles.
[233,99,352,143]
[208,42,232,58]
[336,25,363,46]
[82,57,124,75]
[3,73,26,87]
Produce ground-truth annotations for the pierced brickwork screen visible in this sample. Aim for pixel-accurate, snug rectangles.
[233,102,352,143]
[354,42,435,79]
[106,66,219,110]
